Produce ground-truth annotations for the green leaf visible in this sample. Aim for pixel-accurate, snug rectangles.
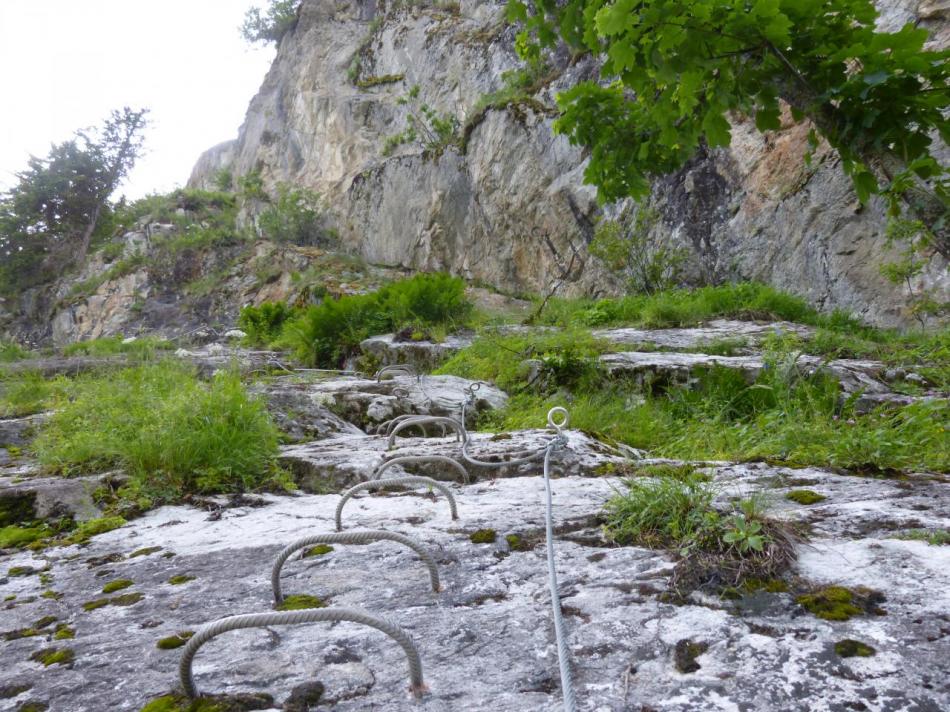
[755,106,782,132]
[852,170,879,203]
[702,111,732,147]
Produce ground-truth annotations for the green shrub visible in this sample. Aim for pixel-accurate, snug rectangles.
[33,362,281,501]
[240,0,298,44]
[589,207,688,294]
[238,302,298,346]
[282,273,471,367]
[257,184,334,246]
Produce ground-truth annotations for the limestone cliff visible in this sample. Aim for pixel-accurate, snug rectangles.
[190,0,950,326]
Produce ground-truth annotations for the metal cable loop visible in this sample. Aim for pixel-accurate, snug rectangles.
[179,607,426,699]
[387,416,464,448]
[336,476,459,531]
[372,455,470,484]
[271,530,441,604]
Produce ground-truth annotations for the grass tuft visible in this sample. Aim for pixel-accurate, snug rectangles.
[33,362,281,502]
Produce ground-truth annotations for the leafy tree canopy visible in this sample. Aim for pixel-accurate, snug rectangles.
[240,0,299,45]
[0,107,148,291]
[506,0,949,250]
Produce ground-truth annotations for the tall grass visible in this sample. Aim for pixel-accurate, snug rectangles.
[537,282,866,331]
[281,272,472,366]
[33,362,281,500]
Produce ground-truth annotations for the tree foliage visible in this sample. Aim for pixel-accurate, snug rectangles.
[506,0,949,248]
[0,107,148,291]
[240,0,299,45]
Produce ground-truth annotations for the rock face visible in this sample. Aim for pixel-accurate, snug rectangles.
[188,0,949,326]
[2,462,948,711]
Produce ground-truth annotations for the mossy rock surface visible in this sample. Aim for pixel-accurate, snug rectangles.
[795,585,887,621]
[167,574,196,585]
[505,534,534,552]
[129,546,162,558]
[469,528,497,544]
[53,624,75,640]
[302,544,334,558]
[139,692,274,711]
[29,647,74,667]
[834,639,876,657]
[102,578,134,594]
[674,639,708,673]
[0,682,32,699]
[275,594,326,611]
[156,631,194,650]
[785,489,827,505]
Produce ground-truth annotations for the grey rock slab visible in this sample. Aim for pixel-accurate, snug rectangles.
[594,319,815,351]
[0,473,118,525]
[0,413,49,447]
[600,350,894,395]
[359,333,474,371]
[2,462,949,711]
[294,374,506,429]
[279,429,631,491]
[248,380,364,442]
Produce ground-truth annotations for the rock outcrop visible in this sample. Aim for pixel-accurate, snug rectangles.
[188,0,950,326]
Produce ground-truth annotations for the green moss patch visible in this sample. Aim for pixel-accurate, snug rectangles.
[83,591,144,611]
[0,525,50,549]
[60,516,127,546]
[29,647,74,667]
[835,639,876,657]
[156,631,194,650]
[785,490,827,505]
[167,575,195,586]
[53,624,75,640]
[275,594,326,611]
[674,639,708,673]
[796,586,867,621]
[7,566,39,577]
[15,701,48,712]
[110,592,144,606]
[40,590,63,601]
[301,544,334,558]
[0,683,32,698]
[139,691,274,711]
[4,627,40,642]
[130,546,162,558]
[469,529,497,544]
[505,534,534,552]
[102,578,134,594]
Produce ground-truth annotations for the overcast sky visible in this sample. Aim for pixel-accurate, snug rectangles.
[0,1,275,200]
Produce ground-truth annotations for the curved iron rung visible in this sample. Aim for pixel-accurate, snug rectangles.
[336,476,459,531]
[387,416,464,448]
[179,607,426,699]
[373,454,470,484]
[271,529,441,604]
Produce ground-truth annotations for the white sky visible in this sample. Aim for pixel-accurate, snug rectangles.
[0,1,275,200]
